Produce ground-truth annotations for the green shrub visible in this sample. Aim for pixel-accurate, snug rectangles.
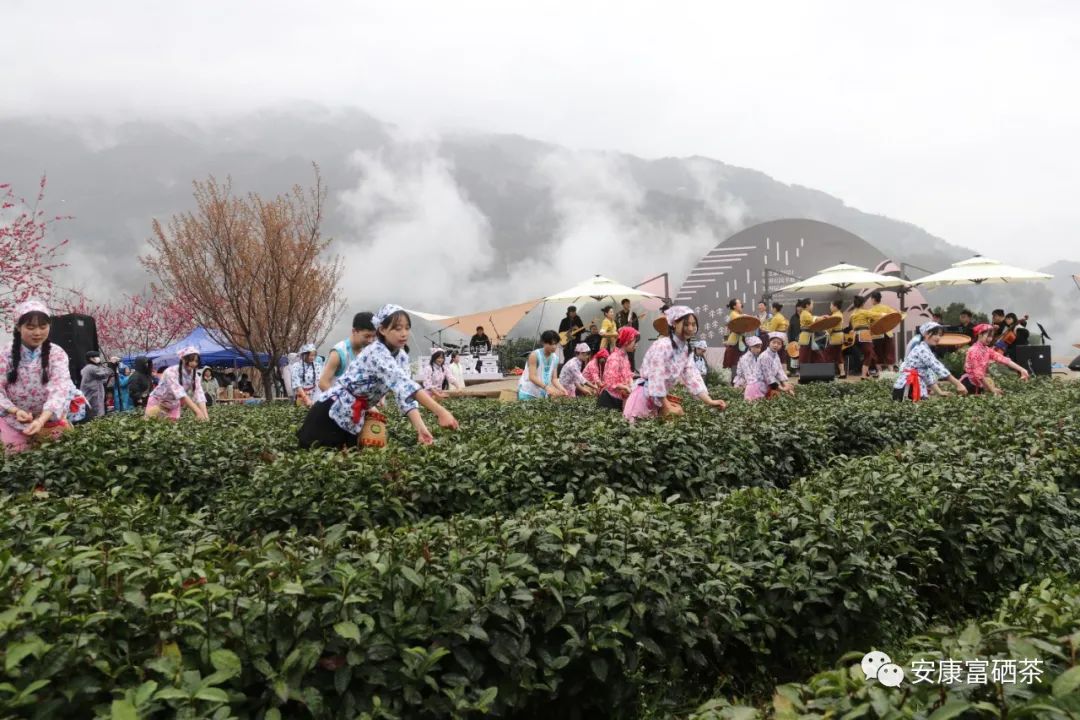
[2,406,1078,718]
[690,576,1080,719]
[0,377,1077,718]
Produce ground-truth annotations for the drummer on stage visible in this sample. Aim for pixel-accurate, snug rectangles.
[762,301,790,367]
[796,299,816,367]
[723,299,749,378]
[825,299,846,379]
[868,291,900,371]
[850,295,878,379]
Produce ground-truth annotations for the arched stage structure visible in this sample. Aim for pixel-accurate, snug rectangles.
[675,219,933,346]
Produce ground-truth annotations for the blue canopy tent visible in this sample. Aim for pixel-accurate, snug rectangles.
[123,327,270,368]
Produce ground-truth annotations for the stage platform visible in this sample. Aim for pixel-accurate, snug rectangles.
[447,377,520,400]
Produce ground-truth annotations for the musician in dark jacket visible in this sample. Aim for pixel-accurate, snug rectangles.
[558,307,585,362]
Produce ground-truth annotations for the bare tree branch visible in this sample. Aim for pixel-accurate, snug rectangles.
[142,165,343,399]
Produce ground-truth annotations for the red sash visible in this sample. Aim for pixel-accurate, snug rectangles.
[905,369,922,401]
[351,396,369,425]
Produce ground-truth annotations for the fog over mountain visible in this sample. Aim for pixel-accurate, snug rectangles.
[2,104,1077,350]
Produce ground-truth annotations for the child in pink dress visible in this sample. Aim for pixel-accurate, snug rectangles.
[145,346,210,421]
[582,349,609,391]
[732,336,766,401]
[961,323,1029,395]
[598,326,639,410]
[623,306,727,422]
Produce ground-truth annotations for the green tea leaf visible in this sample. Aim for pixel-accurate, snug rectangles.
[111,699,138,720]
[194,687,230,703]
[335,621,362,642]
[210,649,242,679]
[1053,666,1080,698]
[928,700,972,720]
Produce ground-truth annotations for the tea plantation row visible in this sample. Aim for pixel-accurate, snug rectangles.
[3,381,1075,538]
[1,380,1078,718]
[4,382,909,511]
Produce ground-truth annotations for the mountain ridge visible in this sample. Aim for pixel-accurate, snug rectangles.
[1,104,1075,343]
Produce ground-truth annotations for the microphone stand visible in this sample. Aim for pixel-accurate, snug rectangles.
[436,319,462,350]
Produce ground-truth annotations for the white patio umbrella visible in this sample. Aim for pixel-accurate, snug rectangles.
[528,274,663,348]
[912,255,1053,288]
[544,274,663,302]
[779,263,911,293]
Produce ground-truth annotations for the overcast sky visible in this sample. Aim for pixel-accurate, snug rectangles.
[3,0,1078,268]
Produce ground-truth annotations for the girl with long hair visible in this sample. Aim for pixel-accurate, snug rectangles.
[446,351,466,391]
[145,347,210,421]
[0,299,85,453]
[421,348,451,399]
[290,343,324,407]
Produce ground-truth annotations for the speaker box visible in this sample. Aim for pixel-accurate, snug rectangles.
[799,362,836,383]
[1015,344,1052,377]
[47,314,100,385]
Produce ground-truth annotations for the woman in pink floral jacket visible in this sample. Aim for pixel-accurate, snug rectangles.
[623,306,727,422]
[599,326,639,411]
[0,299,84,453]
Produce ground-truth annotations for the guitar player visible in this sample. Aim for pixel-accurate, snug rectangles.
[558,306,586,362]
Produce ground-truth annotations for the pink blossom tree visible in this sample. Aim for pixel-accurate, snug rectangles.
[0,176,69,319]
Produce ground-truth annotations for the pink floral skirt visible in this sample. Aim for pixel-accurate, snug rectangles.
[146,396,182,420]
[622,384,659,422]
[1,419,66,454]
[744,381,767,402]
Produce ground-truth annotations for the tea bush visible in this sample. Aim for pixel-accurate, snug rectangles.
[218,379,1077,537]
[0,402,304,504]
[213,389,937,537]
[689,576,1080,719]
[0,378,1077,719]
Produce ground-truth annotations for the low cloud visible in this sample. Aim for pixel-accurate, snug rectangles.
[334,137,749,333]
